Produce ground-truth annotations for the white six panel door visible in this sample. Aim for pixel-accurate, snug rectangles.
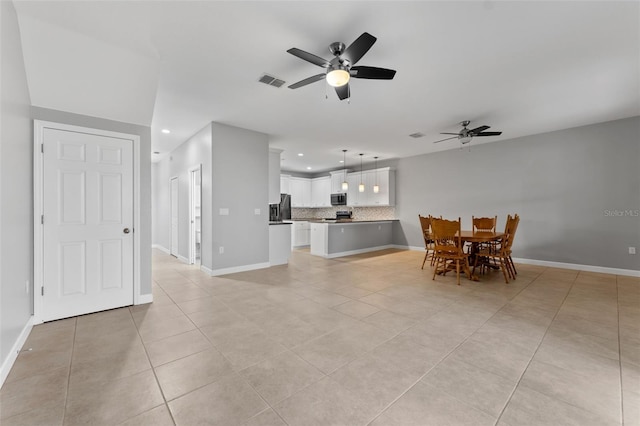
[42,128,133,321]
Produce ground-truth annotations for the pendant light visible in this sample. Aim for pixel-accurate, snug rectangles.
[373,156,380,193]
[358,154,365,193]
[341,150,348,191]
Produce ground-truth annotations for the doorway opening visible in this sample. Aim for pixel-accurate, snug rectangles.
[189,166,202,265]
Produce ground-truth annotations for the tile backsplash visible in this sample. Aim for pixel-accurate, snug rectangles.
[292,206,396,221]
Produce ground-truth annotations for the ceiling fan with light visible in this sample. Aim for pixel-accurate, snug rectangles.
[287,32,396,100]
[433,121,503,145]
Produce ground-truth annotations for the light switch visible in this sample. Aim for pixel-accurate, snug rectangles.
[219,208,229,216]
[254,208,261,215]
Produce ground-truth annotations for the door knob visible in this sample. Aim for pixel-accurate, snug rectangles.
[123,228,130,234]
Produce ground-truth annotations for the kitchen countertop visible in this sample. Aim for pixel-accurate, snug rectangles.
[310,219,398,223]
[268,221,293,225]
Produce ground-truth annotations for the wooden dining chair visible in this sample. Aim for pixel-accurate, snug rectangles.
[472,214,519,283]
[504,214,520,277]
[430,217,471,285]
[418,215,435,269]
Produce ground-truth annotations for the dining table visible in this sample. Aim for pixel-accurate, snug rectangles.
[459,230,505,279]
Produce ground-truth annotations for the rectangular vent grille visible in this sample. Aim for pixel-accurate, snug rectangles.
[409,132,425,138]
[259,74,286,88]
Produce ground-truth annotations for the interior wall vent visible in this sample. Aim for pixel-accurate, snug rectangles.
[259,74,286,88]
[409,132,425,138]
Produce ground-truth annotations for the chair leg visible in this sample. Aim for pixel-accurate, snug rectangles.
[509,256,517,275]
[421,250,428,269]
[456,260,461,285]
[432,256,439,281]
[499,257,509,283]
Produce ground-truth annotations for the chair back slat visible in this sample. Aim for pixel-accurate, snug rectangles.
[472,215,497,233]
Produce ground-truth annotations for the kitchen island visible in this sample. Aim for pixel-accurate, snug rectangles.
[309,220,397,258]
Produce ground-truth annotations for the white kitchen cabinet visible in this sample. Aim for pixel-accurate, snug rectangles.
[368,168,395,206]
[347,173,363,206]
[280,174,290,195]
[330,171,348,194]
[345,168,395,206]
[289,177,311,207]
[311,176,331,207]
[292,221,310,247]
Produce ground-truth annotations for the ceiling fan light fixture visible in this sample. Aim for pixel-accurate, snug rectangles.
[326,68,350,87]
[459,135,472,144]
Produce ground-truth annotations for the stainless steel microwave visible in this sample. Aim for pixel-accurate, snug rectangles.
[330,193,347,206]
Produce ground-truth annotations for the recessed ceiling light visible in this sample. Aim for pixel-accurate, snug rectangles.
[153,151,160,154]
[161,129,171,134]
[306,166,312,170]
[298,153,304,157]
[339,160,344,163]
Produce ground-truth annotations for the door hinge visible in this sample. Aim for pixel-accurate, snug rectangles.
[41,143,44,153]
[41,215,44,225]
[41,286,44,296]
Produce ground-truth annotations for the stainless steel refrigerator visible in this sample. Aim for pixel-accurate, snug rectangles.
[280,193,291,220]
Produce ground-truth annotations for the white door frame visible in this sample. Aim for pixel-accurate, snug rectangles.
[170,176,179,257]
[33,120,141,324]
[188,165,202,265]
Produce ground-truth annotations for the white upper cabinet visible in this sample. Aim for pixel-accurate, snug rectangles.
[311,176,331,207]
[346,168,395,206]
[289,177,311,207]
[368,168,395,206]
[330,171,348,194]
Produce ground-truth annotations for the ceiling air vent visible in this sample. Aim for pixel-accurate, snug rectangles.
[259,74,286,88]
[409,132,425,138]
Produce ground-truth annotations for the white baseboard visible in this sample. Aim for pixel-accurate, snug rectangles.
[1,316,34,388]
[151,244,170,254]
[511,257,640,278]
[205,262,271,276]
[137,294,153,305]
[176,254,189,264]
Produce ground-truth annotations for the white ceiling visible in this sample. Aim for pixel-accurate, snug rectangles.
[14,1,639,173]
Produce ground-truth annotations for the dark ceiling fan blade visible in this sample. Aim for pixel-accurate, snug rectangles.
[342,32,377,65]
[288,73,326,89]
[470,125,490,134]
[433,136,459,144]
[350,66,396,80]
[287,48,331,68]
[440,132,460,135]
[335,83,350,100]
[474,131,503,137]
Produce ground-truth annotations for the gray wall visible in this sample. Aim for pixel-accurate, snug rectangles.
[31,107,154,294]
[211,123,269,270]
[1,0,34,370]
[393,116,640,271]
[152,124,213,267]
[152,160,170,250]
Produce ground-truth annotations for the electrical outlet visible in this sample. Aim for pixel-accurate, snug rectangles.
[219,246,224,254]
[254,208,261,215]
[219,208,229,216]
[341,228,344,233]
[25,280,30,294]
[630,247,636,255]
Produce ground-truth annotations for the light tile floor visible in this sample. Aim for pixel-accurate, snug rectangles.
[1,248,638,425]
